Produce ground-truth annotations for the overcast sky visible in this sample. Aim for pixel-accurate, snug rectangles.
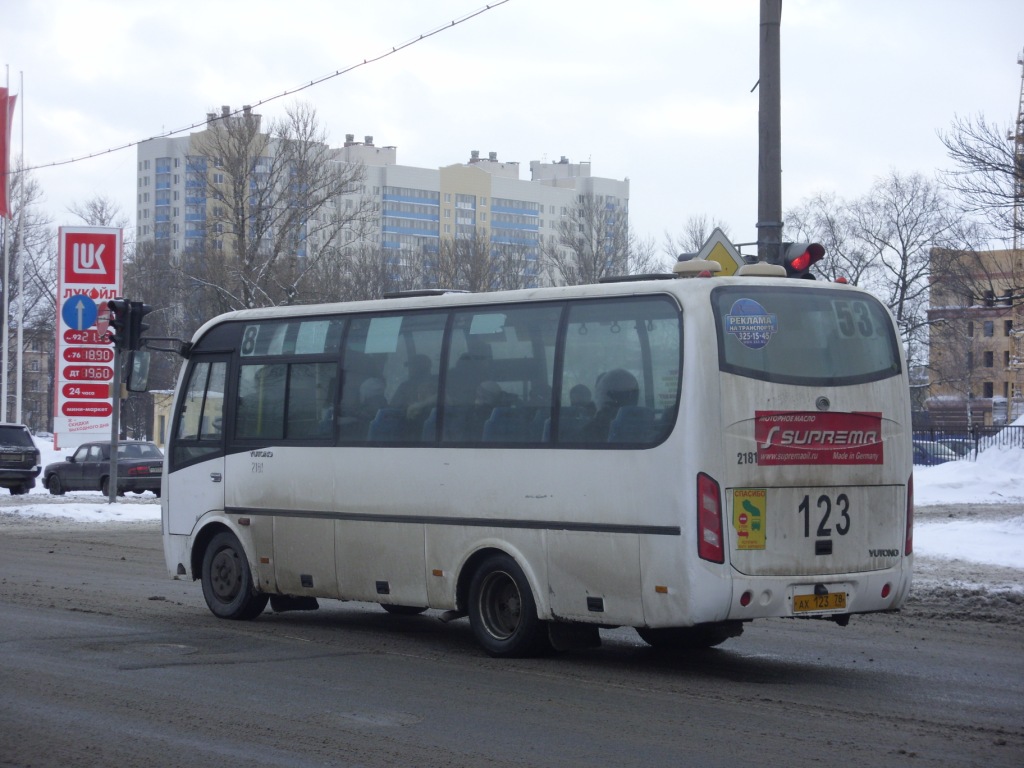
[3,0,1023,257]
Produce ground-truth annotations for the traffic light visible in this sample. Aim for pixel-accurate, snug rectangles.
[106,298,133,350]
[128,301,153,351]
[782,242,825,279]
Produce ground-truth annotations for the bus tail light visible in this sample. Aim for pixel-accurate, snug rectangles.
[697,472,724,563]
[905,474,914,556]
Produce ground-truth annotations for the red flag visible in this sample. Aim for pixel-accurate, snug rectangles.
[0,87,17,219]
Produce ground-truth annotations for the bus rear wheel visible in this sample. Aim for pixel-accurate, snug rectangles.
[636,621,743,650]
[201,531,269,620]
[468,553,551,658]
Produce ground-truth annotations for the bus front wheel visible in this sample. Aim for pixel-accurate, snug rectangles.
[201,531,269,620]
[468,553,551,658]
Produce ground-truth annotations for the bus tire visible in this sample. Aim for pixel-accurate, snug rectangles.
[636,621,743,650]
[201,531,269,620]
[380,604,428,616]
[468,553,550,658]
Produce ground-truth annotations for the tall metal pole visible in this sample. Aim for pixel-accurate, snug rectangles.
[757,0,783,263]
[107,349,121,504]
[15,70,24,423]
[1,66,9,421]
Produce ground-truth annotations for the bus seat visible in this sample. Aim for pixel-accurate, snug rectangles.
[607,406,655,443]
[529,408,550,442]
[420,407,438,442]
[367,408,406,442]
[441,405,475,442]
[556,405,590,442]
[482,407,529,442]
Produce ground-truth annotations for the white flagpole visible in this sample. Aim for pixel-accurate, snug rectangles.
[14,70,23,424]
[1,65,10,423]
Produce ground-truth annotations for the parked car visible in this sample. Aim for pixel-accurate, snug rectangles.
[0,422,42,495]
[936,437,973,458]
[43,440,164,496]
[912,439,959,466]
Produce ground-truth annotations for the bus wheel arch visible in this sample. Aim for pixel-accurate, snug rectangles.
[465,550,552,658]
[199,528,269,620]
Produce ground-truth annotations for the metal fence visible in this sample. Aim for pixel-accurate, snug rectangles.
[912,424,1024,464]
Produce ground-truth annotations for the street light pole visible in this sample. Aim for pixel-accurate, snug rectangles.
[757,0,783,264]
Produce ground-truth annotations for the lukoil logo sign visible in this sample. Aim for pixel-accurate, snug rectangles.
[62,231,118,284]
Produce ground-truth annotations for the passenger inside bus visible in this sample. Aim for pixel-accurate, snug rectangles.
[581,368,639,442]
[569,384,596,418]
[391,354,434,408]
[392,354,438,423]
[358,377,388,419]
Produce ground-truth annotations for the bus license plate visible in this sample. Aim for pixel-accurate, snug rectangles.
[793,591,847,614]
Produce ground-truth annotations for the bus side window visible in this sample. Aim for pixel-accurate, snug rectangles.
[235,364,286,441]
[286,362,337,440]
[342,312,446,444]
[445,304,560,445]
[559,297,681,447]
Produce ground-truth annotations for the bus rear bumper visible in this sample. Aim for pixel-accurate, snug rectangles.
[726,562,913,621]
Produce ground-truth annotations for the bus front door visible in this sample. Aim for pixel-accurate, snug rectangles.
[166,356,228,537]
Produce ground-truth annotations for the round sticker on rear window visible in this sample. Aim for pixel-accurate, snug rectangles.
[724,299,777,349]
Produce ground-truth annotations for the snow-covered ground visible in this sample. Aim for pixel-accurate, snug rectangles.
[3,435,1023,584]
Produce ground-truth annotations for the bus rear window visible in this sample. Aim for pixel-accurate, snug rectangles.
[711,286,901,386]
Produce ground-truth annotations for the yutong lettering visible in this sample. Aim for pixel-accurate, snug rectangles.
[759,426,879,449]
[869,549,899,557]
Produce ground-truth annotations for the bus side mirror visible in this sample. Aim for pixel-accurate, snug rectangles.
[126,350,152,392]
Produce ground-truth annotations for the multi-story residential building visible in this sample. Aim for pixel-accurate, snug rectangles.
[926,247,1024,427]
[135,108,630,287]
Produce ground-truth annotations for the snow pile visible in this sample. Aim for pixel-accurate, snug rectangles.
[913,443,1024,506]
[915,514,1024,570]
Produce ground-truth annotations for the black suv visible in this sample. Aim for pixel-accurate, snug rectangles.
[44,440,163,497]
[0,423,42,495]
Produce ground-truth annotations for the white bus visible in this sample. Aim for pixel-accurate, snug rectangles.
[162,268,913,657]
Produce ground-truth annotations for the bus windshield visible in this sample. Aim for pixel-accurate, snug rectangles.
[711,285,902,387]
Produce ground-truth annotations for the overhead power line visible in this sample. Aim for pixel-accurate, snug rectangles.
[24,1,510,172]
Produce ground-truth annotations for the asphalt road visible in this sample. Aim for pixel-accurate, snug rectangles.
[0,515,1021,768]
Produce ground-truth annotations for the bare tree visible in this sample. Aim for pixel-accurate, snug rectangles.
[784,192,876,285]
[542,193,660,285]
[189,102,370,310]
[67,195,129,230]
[939,114,1022,247]
[1,162,56,429]
[490,241,537,291]
[2,162,55,332]
[852,171,956,370]
[662,214,731,259]
[327,244,406,302]
[925,309,985,426]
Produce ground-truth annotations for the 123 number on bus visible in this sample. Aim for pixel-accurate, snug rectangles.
[799,493,851,538]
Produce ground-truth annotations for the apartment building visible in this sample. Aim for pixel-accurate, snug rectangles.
[135,108,630,287]
[926,247,1024,426]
